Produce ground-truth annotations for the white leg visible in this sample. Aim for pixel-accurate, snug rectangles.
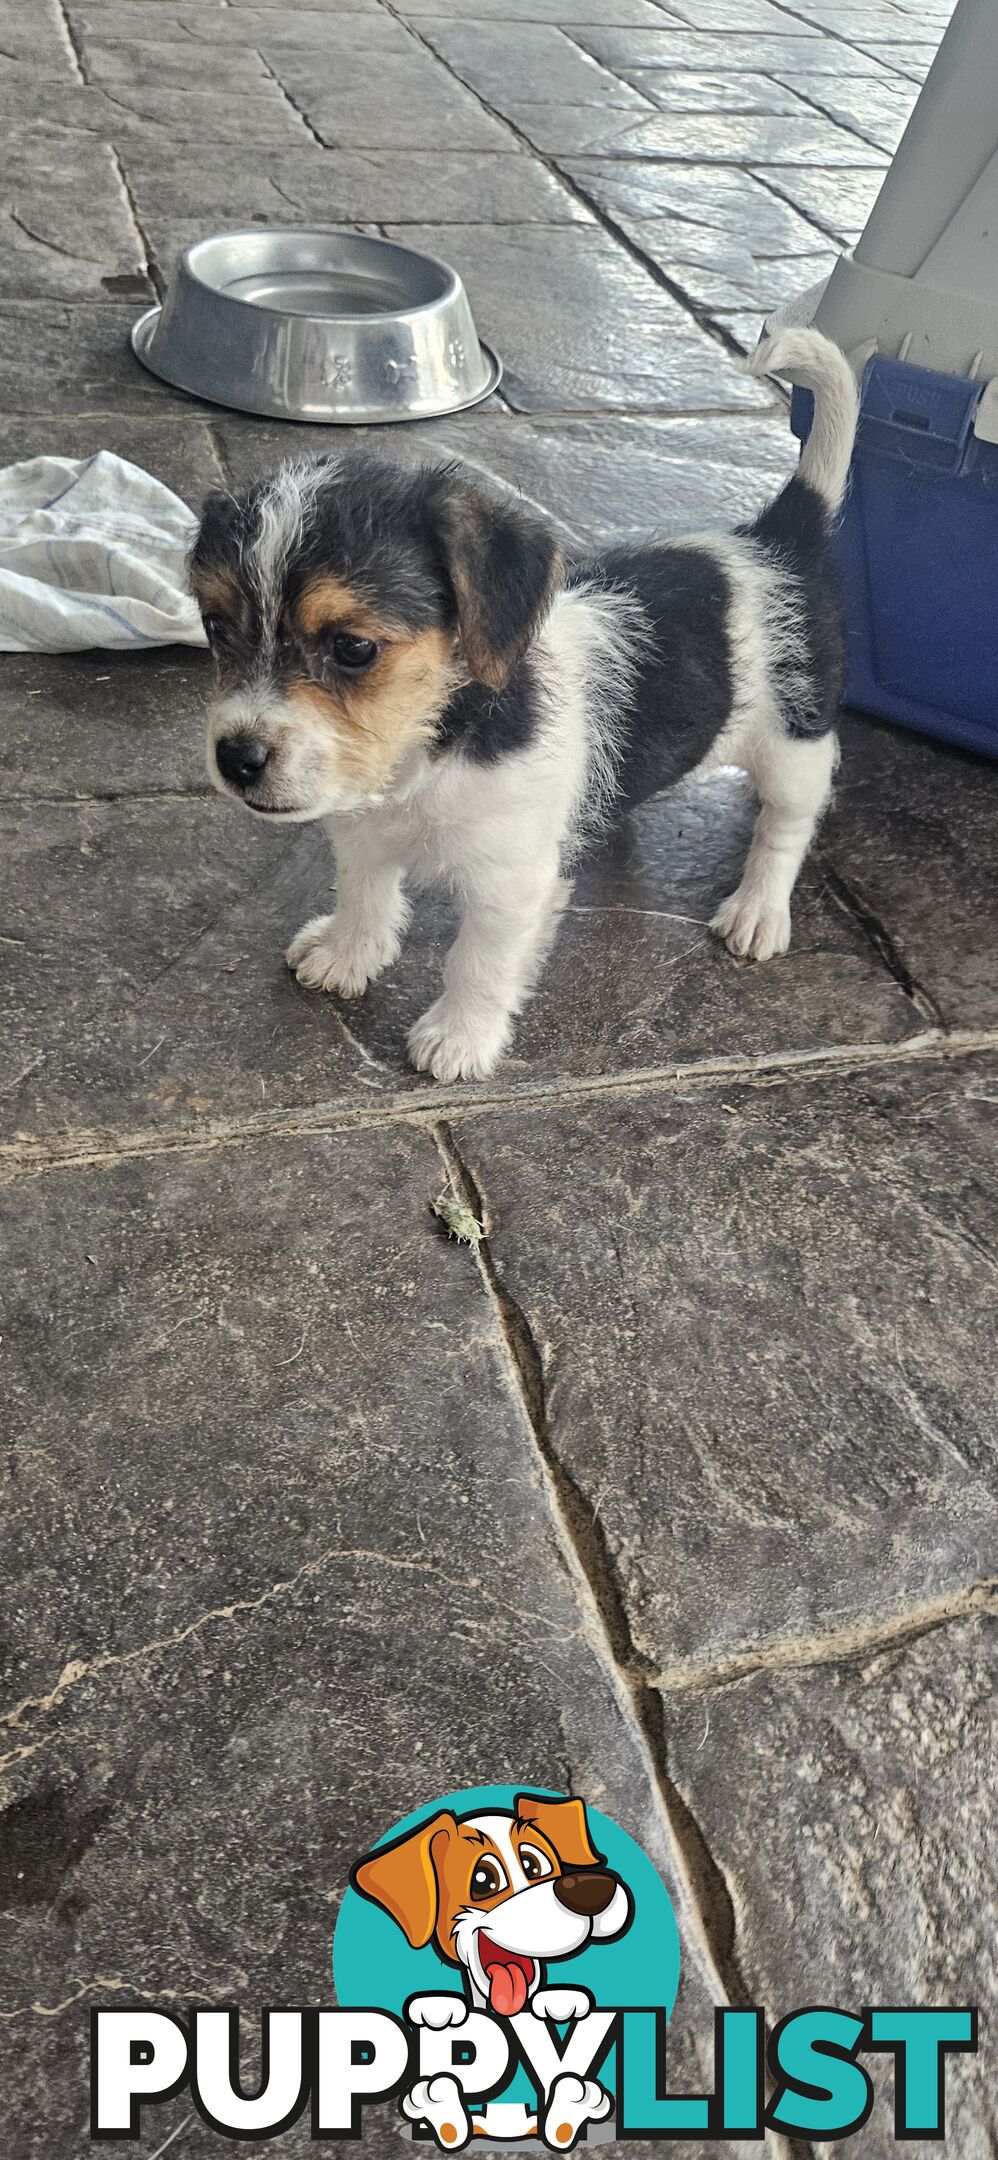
[408,861,566,1083]
[401,2075,471,2152]
[287,822,409,998]
[711,730,836,962]
[542,2075,612,2151]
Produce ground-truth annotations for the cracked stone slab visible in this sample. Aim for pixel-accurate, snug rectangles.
[80,39,274,93]
[571,25,895,74]
[393,0,682,20]
[380,223,771,412]
[122,145,588,230]
[792,0,949,37]
[215,408,795,546]
[0,81,313,145]
[1,1121,746,2159]
[448,1059,998,1681]
[414,18,655,109]
[660,0,821,27]
[852,38,941,81]
[0,0,71,66]
[0,133,150,302]
[269,49,519,154]
[619,68,811,113]
[2,649,212,802]
[827,713,998,1031]
[0,795,392,1143]
[748,163,887,243]
[561,159,840,310]
[69,1,398,42]
[515,105,890,159]
[562,156,836,252]
[664,1614,997,2157]
[646,235,837,313]
[0,301,208,416]
[770,69,919,154]
[0,411,220,503]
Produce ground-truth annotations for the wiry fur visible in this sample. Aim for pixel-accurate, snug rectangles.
[191,329,858,1080]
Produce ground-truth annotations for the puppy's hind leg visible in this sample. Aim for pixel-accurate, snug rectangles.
[711,728,836,962]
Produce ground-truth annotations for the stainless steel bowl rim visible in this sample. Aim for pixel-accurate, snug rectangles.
[182,228,465,327]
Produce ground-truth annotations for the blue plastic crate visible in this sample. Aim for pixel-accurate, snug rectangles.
[791,355,998,759]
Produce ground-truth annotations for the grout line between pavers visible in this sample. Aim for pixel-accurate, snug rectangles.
[4,1026,998,1184]
[52,0,86,85]
[107,145,163,300]
[431,1117,810,2160]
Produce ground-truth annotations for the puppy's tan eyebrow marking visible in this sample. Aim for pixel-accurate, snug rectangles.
[294,573,382,638]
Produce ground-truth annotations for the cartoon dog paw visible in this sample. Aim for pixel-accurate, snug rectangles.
[402,2073,472,2150]
[406,1995,469,2030]
[530,1988,593,2025]
[542,2074,612,2151]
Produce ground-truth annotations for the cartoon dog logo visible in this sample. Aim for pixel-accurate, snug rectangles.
[352,1792,633,2148]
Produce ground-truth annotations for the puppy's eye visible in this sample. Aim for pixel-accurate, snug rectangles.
[519,1846,553,1884]
[329,631,379,671]
[470,1859,508,1901]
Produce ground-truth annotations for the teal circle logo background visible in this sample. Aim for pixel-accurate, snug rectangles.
[333,1784,681,2019]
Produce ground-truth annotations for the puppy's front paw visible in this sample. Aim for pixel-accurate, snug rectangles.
[531,1987,593,2025]
[402,2075,471,2151]
[543,2075,611,2151]
[287,913,400,998]
[711,889,791,962]
[408,998,511,1083]
[406,1994,469,2030]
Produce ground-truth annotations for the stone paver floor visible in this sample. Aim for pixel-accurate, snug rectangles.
[2,0,996,2154]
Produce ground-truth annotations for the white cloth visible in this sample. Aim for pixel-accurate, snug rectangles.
[0,452,209,652]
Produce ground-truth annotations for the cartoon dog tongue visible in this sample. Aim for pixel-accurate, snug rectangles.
[486,1955,530,2016]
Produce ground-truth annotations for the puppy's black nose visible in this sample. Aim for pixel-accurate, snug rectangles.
[216,734,270,791]
[553,1871,618,1917]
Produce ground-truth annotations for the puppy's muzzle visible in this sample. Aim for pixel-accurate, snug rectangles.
[553,1870,619,1917]
[216,733,271,792]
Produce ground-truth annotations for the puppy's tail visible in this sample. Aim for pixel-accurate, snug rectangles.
[749,327,859,512]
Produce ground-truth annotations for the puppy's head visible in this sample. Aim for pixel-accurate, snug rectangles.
[190,454,563,821]
[352,1794,631,2013]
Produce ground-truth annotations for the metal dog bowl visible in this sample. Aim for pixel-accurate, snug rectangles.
[131,229,501,424]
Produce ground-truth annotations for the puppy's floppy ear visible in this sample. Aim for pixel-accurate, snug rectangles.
[514,1794,604,1871]
[189,489,242,592]
[351,1810,458,1949]
[437,477,564,692]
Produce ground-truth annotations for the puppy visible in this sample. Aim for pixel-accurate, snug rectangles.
[192,328,857,1082]
[353,1792,631,2146]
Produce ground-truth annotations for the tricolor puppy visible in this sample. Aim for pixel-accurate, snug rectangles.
[192,329,857,1082]
[352,1793,631,2146]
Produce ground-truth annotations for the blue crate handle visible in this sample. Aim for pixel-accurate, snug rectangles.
[792,356,986,476]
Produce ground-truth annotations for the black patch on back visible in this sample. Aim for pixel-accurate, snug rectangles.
[739,473,843,740]
[577,544,735,811]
